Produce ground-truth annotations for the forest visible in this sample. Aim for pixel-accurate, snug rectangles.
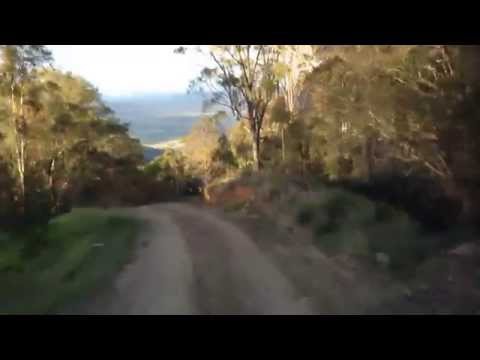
[2,45,480,314]
[151,46,480,297]
[162,45,480,228]
[0,45,177,229]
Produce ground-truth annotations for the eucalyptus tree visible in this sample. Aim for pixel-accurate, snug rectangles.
[182,45,280,170]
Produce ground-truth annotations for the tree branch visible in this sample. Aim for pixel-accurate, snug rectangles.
[210,51,244,119]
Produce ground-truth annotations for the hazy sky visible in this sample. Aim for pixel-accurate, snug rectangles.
[47,45,210,97]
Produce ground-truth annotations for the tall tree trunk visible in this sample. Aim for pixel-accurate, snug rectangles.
[48,157,56,211]
[364,136,375,181]
[17,137,25,197]
[9,82,26,214]
[249,117,262,171]
[17,90,26,211]
[281,126,286,162]
[252,135,260,171]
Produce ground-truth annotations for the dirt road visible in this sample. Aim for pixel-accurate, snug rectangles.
[74,203,313,315]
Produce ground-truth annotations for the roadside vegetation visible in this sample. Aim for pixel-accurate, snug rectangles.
[2,45,480,313]
[0,208,140,314]
[0,46,148,312]
[149,46,480,309]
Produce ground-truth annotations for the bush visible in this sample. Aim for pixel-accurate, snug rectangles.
[313,214,338,235]
[366,214,426,274]
[24,189,54,225]
[295,186,447,276]
[0,232,23,272]
[374,202,398,222]
[336,174,464,231]
[296,204,316,225]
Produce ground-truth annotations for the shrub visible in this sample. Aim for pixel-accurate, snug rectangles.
[24,188,55,225]
[301,186,444,275]
[296,204,316,225]
[366,214,424,275]
[374,202,399,222]
[313,215,338,235]
[0,233,23,272]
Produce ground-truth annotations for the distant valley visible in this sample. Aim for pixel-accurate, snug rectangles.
[106,93,234,144]
[105,93,234,161]
[142,139,186,162]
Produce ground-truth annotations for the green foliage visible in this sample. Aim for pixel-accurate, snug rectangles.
[182,114,237,178]
[151,148,187,180]
[143,148,202,196]
[374,202,399,222]
[228,119,253,169]
[185,45,282,170]
[144,114,242,193]
[0,47,144,226]
[367,217,427,275]
[291,186,445,275]
[300,47,480,183]
[296,204,316,225]
[214,134,236,165]
[270,96,291,125]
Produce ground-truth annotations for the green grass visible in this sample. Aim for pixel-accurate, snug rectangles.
[0,208,141,314]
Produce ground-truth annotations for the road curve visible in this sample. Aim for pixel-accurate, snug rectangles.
[75,203,312,315]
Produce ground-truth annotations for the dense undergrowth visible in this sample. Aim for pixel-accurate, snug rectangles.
[207,170,478,279]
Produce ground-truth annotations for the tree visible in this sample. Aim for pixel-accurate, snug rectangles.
[22,69,141,213]
[153,148,188,194]
[271,45,320,162]
[228,119,252,169]
[185,45,280,171]
[290,45,480,222]
[0,45,52,213]
[296,46,451,181]
[212,133,236,170]
[269,95,290,162]
[0,57,144,224]
[183,113,226,174]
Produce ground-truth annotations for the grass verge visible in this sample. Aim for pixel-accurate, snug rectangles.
[0,208,140,314]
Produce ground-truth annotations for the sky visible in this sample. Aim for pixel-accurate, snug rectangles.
[47,45,210,97]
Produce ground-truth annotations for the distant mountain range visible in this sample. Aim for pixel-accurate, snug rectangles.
[105,93,235,151]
